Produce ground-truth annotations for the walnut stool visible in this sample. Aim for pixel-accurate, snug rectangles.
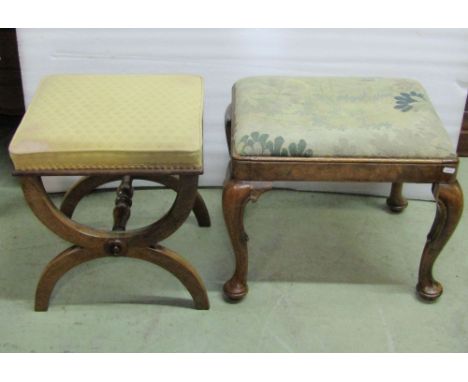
[223,76,463,301]
[9,75,210,311]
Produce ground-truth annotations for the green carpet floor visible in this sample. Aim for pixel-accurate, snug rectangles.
[1,127,467,352]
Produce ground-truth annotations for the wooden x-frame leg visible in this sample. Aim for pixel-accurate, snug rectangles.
[21,175,210,311]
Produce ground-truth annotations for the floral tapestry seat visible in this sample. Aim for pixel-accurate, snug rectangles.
[232,77,455,160]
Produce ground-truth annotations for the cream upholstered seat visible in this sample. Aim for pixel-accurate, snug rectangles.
[232,76,456,160]
[9,74,204,172]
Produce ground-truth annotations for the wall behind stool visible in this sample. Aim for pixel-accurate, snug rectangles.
[17,29,468,199]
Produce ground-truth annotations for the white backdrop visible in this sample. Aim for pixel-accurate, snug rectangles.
[17,29,468,199]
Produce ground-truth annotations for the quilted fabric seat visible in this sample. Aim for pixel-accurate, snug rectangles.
[232,77,455,159]
[9,74,204,172]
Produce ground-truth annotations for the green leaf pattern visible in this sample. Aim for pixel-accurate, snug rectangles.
[394,91,425,112]
[238,131,313,157]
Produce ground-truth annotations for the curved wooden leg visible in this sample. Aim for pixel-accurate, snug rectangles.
[386,182,408,213]
[35,246,104,311]
[35,244,209,311]
[417,181,463,301]
[222,180,271,301]
[60,175,120,217]
[130,245,209,310]
[24,174,209,311]
[192,193,211,227]
[61,175,210,227]
[148,176,210,228]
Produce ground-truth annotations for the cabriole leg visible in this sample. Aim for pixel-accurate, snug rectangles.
[417,181,463,301]
[222,179,271,300]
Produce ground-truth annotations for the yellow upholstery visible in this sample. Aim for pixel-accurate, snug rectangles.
[9,75,204,172]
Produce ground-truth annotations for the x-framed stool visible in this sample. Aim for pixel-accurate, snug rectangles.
[9,74,211,311]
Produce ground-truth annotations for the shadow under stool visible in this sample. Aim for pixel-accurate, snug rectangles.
[222,76,464,302]
[9,74,210,311]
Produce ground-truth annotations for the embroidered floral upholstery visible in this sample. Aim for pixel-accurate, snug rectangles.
[232,77,456,159]
[9,75,204,171]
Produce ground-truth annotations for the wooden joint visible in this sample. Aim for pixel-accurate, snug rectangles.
[104,239,128,257]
